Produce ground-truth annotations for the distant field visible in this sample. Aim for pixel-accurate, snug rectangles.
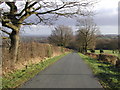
[88,50,119,57]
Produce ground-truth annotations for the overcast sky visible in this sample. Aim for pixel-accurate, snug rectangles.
[94,0,119,35]
[21,0,119,36]
[1,0,119,36]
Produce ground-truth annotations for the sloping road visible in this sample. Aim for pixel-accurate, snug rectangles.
[20,53,103,88]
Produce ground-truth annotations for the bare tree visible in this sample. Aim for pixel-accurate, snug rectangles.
[0,0,95,66]
[76,17,99,53]
[48,25,73,47]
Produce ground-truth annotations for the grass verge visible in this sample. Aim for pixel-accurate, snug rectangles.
[78,53,120,89]
[2,52,69,89]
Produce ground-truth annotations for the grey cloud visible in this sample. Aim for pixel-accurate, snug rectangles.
[54,17,77,26]
[94,8,118,26]
[26,8,118,27]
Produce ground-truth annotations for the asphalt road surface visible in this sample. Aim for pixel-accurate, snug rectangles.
[20,52,103,88]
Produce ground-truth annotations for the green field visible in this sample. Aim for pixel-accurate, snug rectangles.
[88,50,119,57]
[79,53,120,89]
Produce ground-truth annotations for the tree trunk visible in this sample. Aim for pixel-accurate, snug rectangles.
[9,30,19,68]
[84,42,88,53]
[84,46,87,53]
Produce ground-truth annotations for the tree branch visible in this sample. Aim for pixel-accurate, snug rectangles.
[16,2,37,16]
[1,29,11,35]
[2,22,18,31]
[16,2,29,16]
[18,2,38,23]
[6,2,17,15]
[36,4,66,14]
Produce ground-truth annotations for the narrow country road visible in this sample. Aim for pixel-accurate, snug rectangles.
[20,52,103,88]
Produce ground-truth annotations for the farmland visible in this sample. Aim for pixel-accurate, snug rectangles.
[88,50,119,57]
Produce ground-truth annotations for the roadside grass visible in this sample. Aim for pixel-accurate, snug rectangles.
[2,53,69,89]
[87,50,119,57]
[79,53,120,89]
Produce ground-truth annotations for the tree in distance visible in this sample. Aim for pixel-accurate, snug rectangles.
[48,25,73,47]
[76,17,99,53]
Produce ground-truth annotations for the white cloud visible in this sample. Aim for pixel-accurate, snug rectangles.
[93,0,119,34]
[94,8,118,26]
[95,0,119,10]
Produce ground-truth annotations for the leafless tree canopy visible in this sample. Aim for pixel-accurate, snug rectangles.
[1,0,95,29]
[48,25,73,47]
[76,17,99,53]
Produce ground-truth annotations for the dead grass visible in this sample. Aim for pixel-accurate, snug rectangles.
[2,41,70,75]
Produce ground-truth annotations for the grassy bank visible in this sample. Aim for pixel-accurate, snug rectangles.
[79,53,120,89]
[2,53,69,89]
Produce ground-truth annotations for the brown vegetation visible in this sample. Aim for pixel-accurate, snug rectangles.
[48,25,73,47]
[85,53,120,67]
[96,35,119,51]
[85,53,99,59]
[98,54,118,65]
[76,17,99,53]
[2,42,70,75]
